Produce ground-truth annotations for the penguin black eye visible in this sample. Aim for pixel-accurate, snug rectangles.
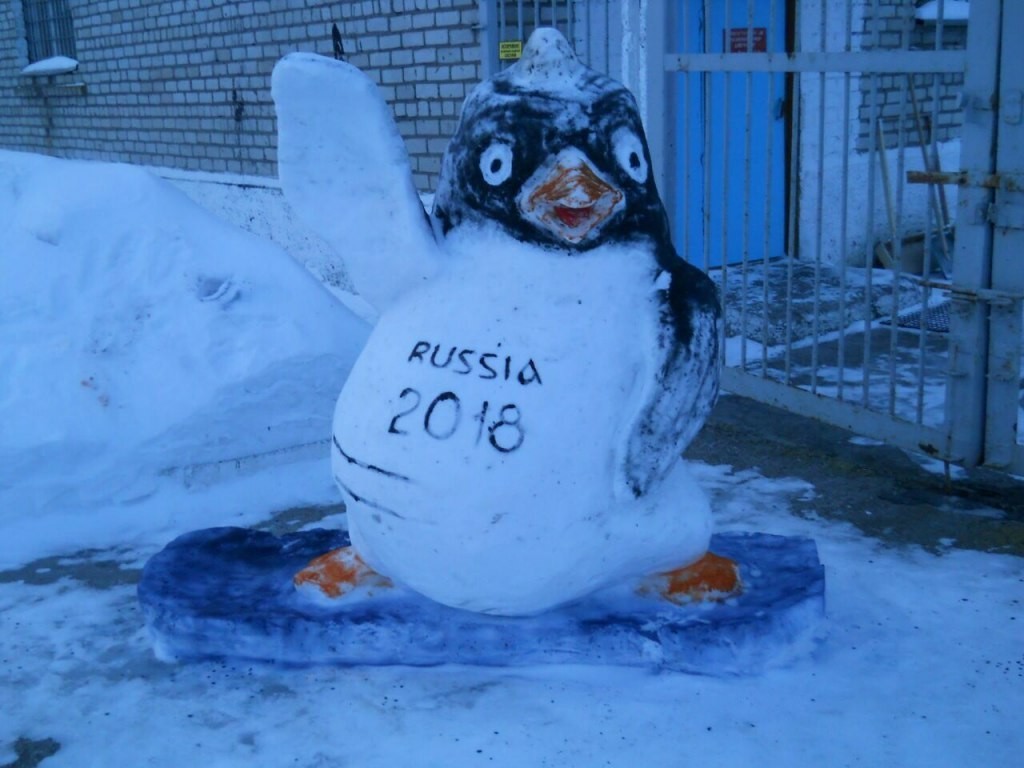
[613,129,648,184]
[480,142,514,186]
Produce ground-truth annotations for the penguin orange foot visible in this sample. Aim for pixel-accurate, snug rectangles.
[639,552,742,605]
[293,546,393,599]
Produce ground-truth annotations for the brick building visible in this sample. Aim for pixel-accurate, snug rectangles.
[858,0,967,151]
[0,0,484,192]
[0,1,970,269]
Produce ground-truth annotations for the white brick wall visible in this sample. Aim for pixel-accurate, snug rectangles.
[0,0,481,191]
[856,0,966,151]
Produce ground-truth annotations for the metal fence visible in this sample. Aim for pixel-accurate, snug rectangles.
[479,0,1023,475]
[664,0,1023,475]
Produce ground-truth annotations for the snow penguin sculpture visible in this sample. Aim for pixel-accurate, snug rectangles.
[272,28,737,616]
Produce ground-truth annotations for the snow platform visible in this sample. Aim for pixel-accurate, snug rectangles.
[138,528,825,675]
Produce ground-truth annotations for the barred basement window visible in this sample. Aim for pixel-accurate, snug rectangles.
[22,0,76,62]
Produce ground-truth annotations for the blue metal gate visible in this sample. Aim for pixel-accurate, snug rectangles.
[674,0,787,267]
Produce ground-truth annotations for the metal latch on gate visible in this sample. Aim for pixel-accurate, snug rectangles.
[906,170,1023,192]
[908,170,1024,230]
[940,285,1024,308]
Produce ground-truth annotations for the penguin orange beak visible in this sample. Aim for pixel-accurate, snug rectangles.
[517,150,624,244]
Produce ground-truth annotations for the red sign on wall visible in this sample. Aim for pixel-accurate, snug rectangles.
[725,27,768,52]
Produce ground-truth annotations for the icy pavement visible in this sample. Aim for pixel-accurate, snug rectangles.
[2,400,1022,768]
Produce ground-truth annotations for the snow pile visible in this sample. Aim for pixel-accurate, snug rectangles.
[0,150,369,522]
[20,55,78,75]
[915,1,970,22]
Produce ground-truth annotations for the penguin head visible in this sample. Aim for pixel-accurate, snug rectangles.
[432,28,671,253]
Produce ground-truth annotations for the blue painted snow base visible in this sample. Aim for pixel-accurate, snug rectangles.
[138,528,825,676]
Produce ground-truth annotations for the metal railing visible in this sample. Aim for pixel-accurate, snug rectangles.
[478,1,1022,473]
[666,0,1021,473]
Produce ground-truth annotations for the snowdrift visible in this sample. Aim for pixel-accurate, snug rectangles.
[0,150,369,515]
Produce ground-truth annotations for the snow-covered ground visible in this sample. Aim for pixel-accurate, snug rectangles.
[1,150,1021,767]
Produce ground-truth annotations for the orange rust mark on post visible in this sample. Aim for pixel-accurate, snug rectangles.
[652,551,742,605]
[293,546,392,599]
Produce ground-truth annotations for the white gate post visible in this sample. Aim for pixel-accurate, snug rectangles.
[946,0,1003,466]
[985,0,1024,472]
[644,0,670,214]
[478,0,498,79]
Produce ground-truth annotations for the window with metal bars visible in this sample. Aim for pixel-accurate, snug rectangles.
[22,0,77,63]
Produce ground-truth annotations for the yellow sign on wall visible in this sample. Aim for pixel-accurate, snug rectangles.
[498,40,523,60]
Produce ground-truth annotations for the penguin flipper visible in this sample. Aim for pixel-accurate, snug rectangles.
[623,262,721,497]
[272,53,440,315]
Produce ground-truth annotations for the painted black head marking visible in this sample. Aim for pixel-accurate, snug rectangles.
[432,29,671,253]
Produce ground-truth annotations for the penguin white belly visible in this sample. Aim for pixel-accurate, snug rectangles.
[332,236,710,614]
